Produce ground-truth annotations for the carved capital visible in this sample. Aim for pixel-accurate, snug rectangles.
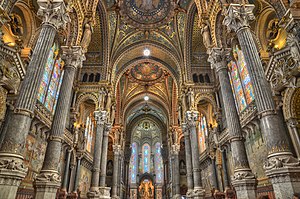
[171,144,180,155]
[185,111,199,128]
[113,144,122,155]
[223,4,255,33]
[61,46,85,70]
[264,153,300,171]
[37,0,70,30]
[94,110,107,125]
[104,123,112,136]
[207,48,231,72]
[35,170,61,184]
[232,170,256,181]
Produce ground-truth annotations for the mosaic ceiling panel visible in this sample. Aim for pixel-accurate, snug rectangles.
[120,0,175,29]
[130,62,163,83]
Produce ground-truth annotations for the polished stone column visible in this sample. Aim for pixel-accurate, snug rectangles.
[211,158,219,191]
[112,144,121,199]
[0,1,69,198]
[221,150,230,189]
[99,123,112,199]
[87,111,107,199]
[171,144,181,199]
[118,151,124,199]
[59,148,72,199]
[208,48,257,199]
[181,124,194,198]
[34,46,84,199]
[223,4,300,197]
[286,118,300,158]
[185,111,205,199]
[72,155,83,194]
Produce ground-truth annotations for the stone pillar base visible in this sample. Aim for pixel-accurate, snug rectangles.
[214,190,225,199]
[192,187,205,199]
[34,170,61,199]
[99,187,111,199]
[266,166,300,199]
[224,188,235,199]
[68,192,78,199]
[231,175,257,199]
[172,194,181,199]
[0,153,28,199]
[87,188,100,199]
[57,188,68,199]
[186,189,193,199]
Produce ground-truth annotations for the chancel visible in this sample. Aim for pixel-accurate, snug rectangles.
[0,0,299,199]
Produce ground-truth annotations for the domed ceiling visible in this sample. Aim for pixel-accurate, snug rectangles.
[119,0,175,29]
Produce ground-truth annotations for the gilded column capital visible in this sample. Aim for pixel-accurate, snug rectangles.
[113,144,122,155]
[61,46,85,70]
[207,48,231,72]
[37,0,70,30]
[185,110,199,128]
[94,110,107,126]
[223,4,255,33]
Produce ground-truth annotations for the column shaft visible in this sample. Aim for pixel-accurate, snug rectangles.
[34,46,84,199]
[185,111,205,198]
[62,149,72,190]
[99,124,111,187]
[112,145,120,198]
[88,111,107,198]
[221,151,230,188]
[73,157,82,192]
[171,144,180,198]
[208,48,256,199]
[182,124,194,198]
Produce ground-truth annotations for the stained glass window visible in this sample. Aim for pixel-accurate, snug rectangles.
[142,143,150,173]
[129,142,138,183]
[198,114,208,154]
[154,143,163,183]
[228,45,255,112]
[84,114,94,153]
[37,43,64,113]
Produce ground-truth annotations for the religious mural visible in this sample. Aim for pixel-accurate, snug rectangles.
[78,166,92,198]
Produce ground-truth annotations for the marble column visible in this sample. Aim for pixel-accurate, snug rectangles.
[60,148,72,199]
[119,151,124,199]
[221,150,230,189]
[68,163,76,193]
[211,158,219,191]
[223,4,300,197]
[34,46,84,199]
[87,111,107,199]
[72,155,83,194]
[181,124,194,198]
[0,1,69,198]
[99,123,112,199]
[112,144,121,199]
[185,111,205,199]
[208,48,257,199]
[171,144,181,199]
[286,118,300,158]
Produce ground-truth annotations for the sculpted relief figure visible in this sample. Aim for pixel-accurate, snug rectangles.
[98,87,107,111]
[187,87,195,110]
[81,19,93,53]
[201,23,212,49]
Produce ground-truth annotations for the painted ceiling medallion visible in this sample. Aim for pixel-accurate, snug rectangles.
[130,62,163,83]
[120,0,175,29]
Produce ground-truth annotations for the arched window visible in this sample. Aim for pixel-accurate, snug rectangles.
[199,74,204,83]
[38,43,64,113]
[205,74,210,83]
[228,45,255,112]
[129,142,138,183]
[88,73,94,82]
[84,113,94,153]
[142,143,151,173]
[198,113,208,154]
[192,74,198,83]
[82,73,88,82]
[154,142,163,183]
[95,73,101,82]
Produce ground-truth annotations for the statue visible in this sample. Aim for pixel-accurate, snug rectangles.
[187,87,195,110]
[201,23,212,49]
[81,19,93,53]
[110,104,116,124]
[98,87,106,111]
[105,90,112,111]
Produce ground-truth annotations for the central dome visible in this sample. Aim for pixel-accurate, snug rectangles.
[120,0,175,29]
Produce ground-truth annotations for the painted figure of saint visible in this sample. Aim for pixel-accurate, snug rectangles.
[135,0,159,11]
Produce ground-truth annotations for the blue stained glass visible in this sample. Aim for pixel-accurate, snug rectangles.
[143,144,150,173]
[155,143,163,183]
[130,142,138,183]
